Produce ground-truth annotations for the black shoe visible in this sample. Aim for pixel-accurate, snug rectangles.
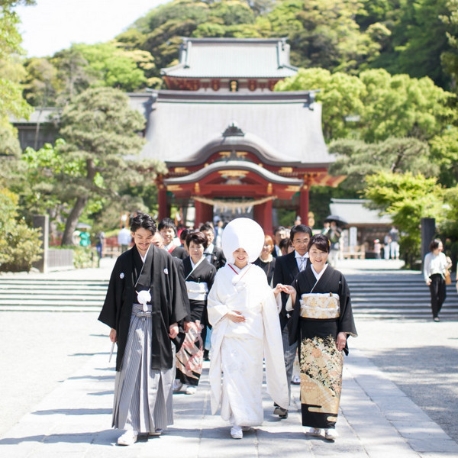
[273,406,288,419]
[203,350,210,361]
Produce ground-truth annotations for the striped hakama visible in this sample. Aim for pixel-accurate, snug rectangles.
[112,304,174,433]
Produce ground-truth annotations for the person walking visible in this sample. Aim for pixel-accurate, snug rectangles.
[175,231,216,395]
[207,218,289,439]
[98,212,189,446]
[117,226,132,253]
[389,226,400,260]
[272,223,312,419]
[284,233,357,441]
[383,233,391,260]
[424,239,450,322]
[323,221,341,267]
[159,218,188,260]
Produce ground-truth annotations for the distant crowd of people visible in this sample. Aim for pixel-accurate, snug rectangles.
[98,214,357,446]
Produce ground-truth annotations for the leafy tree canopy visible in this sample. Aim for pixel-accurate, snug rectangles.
[54,87,167,245]
[0,1,33,157]
[329,137,437,192]
[364,171,444,265]
[276,68,457,143]
[22,41,155,106]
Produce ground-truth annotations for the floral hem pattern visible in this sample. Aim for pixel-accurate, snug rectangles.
[300,333,343,429]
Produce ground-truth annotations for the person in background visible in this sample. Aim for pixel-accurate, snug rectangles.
[424,239,450,322]
[98,213,189,446]
[272,226,287,258]
[200,222,226,270]
[272,224,313,419]
[253,234,276,286]
[207,218,289,439]
[321,222,330,235]
[279,238,293,256]
[389,226,400,260]
[95,231,105,259]
[118,226,132,253]
[323,221,341,267]
[79,228,91,247]
[159,218,188,260]
[214,219,224,248]
[374,239,381,259]
[179,228,192,250]
[383,233,391,260]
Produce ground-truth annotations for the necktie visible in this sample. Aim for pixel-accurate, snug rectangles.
[298,256,306,272]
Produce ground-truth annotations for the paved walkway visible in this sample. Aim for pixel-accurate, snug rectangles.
[0,258,457,457]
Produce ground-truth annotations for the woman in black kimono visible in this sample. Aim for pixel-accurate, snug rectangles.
[285,234,357,442]
[175,231,216,395]
[253,234,276,285]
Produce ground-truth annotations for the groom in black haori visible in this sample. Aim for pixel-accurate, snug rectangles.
[98,212,189,446]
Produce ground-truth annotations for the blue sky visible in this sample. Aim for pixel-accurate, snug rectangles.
[15,0,167,58]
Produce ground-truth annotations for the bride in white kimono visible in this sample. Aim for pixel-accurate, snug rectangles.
[207,218,290,439]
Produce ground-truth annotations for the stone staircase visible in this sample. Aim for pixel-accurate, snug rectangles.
[0,278,108,312]
[346,272,458,320]
[1,268,458,320]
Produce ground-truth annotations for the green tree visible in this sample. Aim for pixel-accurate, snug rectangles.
[70,42,152,92]
[430,126,458,187]
[18,139,70,216]
[395,0,450,89]
[359,69,456,142]
[329,137,436,192]
[276,68,457,143]
[51,48,91,104]
[364,171,444,266]
[0,1,34,153]
[275,68,366,141]
[267,0,388,73]
[0,187,43,272]
[57,87,147,245]
[440,0,458,88]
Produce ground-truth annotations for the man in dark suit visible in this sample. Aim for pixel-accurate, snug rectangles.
[200,222,226,270]
[272,225,287,258]
[272,223,312,418]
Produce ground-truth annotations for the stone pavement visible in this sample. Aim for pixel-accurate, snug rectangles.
[0,258,457,457]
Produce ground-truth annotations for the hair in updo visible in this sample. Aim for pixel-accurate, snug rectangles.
[429,239,442,251]
[307,234,331,253]
[186,231,208,249]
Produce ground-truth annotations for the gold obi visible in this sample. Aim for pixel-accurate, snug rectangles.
[300,292,340,319]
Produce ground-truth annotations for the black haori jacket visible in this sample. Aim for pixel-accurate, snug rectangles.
[98,245,189,371]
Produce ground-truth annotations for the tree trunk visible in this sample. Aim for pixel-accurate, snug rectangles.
[61,196,88,246]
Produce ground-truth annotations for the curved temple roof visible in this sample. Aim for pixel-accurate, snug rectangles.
[164,160,303,186]
[161,38,298,79]
[138,90,333,167]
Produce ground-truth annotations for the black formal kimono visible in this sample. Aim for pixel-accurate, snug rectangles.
[98,245,189,433]
[288,264,357,430]
[204,243,226,270]
[253,256,276,286]
[176,257,216,386]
